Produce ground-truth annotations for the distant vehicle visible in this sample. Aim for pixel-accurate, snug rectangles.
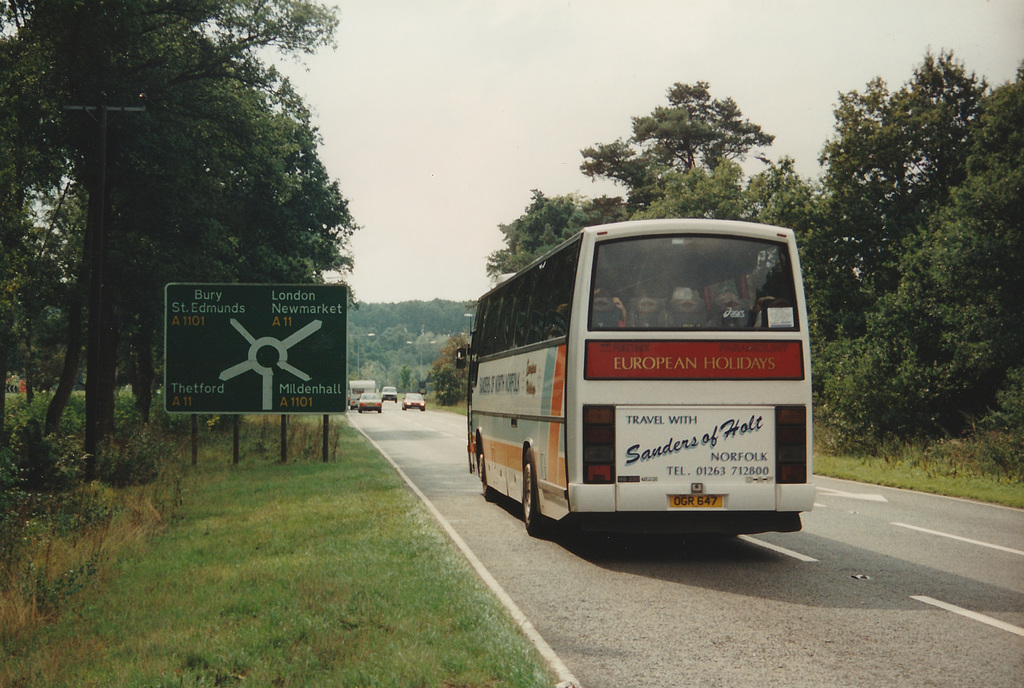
[348,380,377,409]
[357,392,383,413]
[402,393,426,411]
[381,386,398,402]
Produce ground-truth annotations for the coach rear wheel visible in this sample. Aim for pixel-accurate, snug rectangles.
[522,458,548,537]
[478,442,497,502]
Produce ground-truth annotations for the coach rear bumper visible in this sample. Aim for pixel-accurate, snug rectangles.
[777,482,816,511]
[566,482,811,534]
[564,508,802,535]
[567,482,815,512]
[568,483,616,512]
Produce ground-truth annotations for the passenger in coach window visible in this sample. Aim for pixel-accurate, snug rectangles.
[666,286,708,328]
[591,288,627,328]
[544,302,570,339]
[628,294,667,328]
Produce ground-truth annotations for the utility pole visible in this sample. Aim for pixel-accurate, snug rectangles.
[64,96,145,478]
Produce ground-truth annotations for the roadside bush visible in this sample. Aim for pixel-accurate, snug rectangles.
[922,430,1024,483]
[2,392,86,440]
[7,421,85,493]
[0,446,23,510]
[0,446,30,570]
[97,425,162,487]
[978,429,1024,482]
[113,388,142,429]
[1,390,182,641]
[19,558,98,618]
[1,483,117,637]
[2,393,87,494]
[814,377,1024,484]
[971,367,1024,481]
[983,366,1024,433]
[813,338,906,452]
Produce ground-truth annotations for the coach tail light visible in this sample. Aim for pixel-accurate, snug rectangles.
[776,405,808,484]
[583,405,615,484]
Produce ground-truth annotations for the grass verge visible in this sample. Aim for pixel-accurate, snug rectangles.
[2,417,555,688]
[429,403,467,417]
[814,452,1024,508]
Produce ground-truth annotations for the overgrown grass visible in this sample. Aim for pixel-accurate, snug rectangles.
[0,455,183,646]
[814,452,1024,507]
[1,416,555,688]
[814,425,1024,508]
[431,402,467,416]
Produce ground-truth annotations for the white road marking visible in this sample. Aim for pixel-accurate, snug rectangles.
[816,487,888,502]
[892,522,1024,557]
[739,535,818,562]
[405,417,462,439]
[351,421,582,688]
[911,596,1024,637]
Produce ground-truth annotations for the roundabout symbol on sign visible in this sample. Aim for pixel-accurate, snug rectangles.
[219,318,323,410]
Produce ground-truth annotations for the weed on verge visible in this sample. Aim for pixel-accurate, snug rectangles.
[2,417,555,688]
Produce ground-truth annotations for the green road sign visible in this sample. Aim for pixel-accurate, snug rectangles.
[164,284,348,414]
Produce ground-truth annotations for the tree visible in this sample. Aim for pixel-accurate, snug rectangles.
[635,159,748,221]
[347,299,471,336]
[810,52,986,341]
[580,81,773,212]
[1,0,357,472]
[744,157,824,233]
[399,365,413,392]
[0,7,72,438]
[486,190,589,277]
[810,56,1021,445]
[634,82,775,171]
[865,68,1022,436]
[488,84,777,280]
[485,191,631,280]
[632,156,823,243]
[430,334,468,407]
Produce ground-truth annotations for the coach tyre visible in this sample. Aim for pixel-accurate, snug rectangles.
[523,454,547,537]
[477,433,497,502]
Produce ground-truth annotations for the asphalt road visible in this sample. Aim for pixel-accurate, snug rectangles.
[348,405,1024,688]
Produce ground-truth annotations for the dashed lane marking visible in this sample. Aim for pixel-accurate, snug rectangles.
[912,596,1024,637]
[892,522,1024,557]
[739,535,818,562]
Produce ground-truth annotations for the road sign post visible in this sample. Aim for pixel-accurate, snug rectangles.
[164,284,348,415]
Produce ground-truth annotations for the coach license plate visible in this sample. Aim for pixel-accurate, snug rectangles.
[669,494,723,508]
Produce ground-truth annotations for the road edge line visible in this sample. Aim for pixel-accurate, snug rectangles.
[351,422,583,688]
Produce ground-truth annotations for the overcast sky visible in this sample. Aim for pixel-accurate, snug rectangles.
[272,0,1023,305]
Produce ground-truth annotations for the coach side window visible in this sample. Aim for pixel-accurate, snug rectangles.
[533,244,578,341]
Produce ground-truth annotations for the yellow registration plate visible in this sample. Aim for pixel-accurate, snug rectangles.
[669,494,723,508]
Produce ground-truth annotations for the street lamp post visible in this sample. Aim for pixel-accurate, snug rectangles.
[354,332,374,377]
[406,341,421,370]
